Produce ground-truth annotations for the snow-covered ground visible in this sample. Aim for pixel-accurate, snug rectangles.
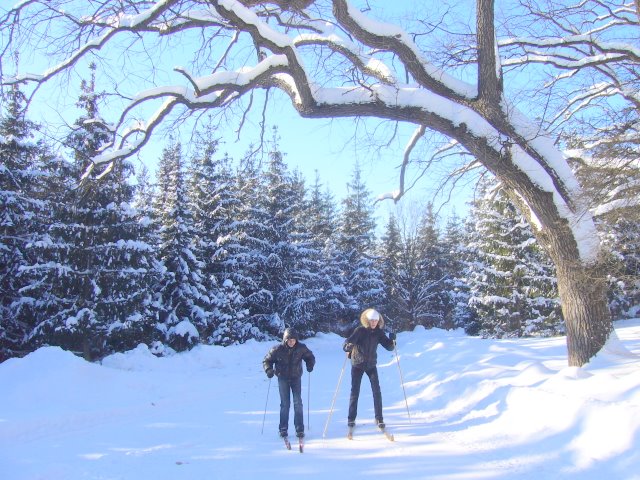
[2,320,639,480]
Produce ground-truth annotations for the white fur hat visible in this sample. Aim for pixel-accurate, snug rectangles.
[365,309,380,321]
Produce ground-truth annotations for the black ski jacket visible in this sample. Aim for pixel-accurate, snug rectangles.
[263,342,315,379]
[343,326,394,370]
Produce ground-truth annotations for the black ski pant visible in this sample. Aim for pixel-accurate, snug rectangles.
[347,365,383,425]
[277,375,304,435]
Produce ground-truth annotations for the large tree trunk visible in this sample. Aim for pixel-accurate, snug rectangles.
[556,261,612,366]
[537,216,612,366]
[476,147,613,366]
[500,177,613,367]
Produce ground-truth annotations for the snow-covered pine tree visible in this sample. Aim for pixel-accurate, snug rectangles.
[0,84,48,359]
[335,164,385,321]
[283,168,331,335]
[378,213,405,331]
[130,163,164,346]
[414,204,453,329]
[257,130,320,335]
[306,171,338,246]
[186,130,249,345]
[25,64,159,358]
[441,211,474,330]
[221,148,271,340]
[465,176,563,338]
[302,172,351,332]
[153,139,213,351]
[598,218,640,319]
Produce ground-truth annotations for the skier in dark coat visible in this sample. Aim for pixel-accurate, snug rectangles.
[263,328,315,438]
[343,308,396,428]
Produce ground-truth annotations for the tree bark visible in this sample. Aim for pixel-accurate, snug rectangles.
[476,0,502,106]
[556,260,612,366]
[511,182,613,367]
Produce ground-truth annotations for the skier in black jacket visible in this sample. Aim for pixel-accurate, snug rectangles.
[263,328,315,438]
[343,308,396,428]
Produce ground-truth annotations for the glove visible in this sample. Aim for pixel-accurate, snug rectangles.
[307,365,313,373]
[266,368,274,378]
[389,332,396,341]
[343,342,354,352]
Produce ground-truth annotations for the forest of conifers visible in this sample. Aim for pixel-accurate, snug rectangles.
[1,80,639,362]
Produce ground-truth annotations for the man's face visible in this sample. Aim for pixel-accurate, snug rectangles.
[286,337,297,346]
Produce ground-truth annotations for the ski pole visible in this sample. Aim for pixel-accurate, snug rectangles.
[393,340,412,424]
[261,376,272,435]
[307,371,311,431]
[323,354,348,438]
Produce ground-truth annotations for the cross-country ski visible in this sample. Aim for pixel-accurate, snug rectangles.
[345,423,393,441]
[378,425,394,442]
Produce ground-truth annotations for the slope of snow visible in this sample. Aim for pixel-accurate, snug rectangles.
[1,320,639,479]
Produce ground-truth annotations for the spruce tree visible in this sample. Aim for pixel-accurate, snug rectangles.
[0,85,47,359]
[25,64,159,357]
[187,131,249,345]
[379,213,404,330]
[465,176,563,338]
[414,204,452,329]
[256,129,322,335]
[221,147,272,340]
[153,139,212,351]
[306,171,338,245]
[303,172,350,332]
[335,164,385,321]
[441,211,474,330]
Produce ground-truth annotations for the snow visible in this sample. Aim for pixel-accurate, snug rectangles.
[2,320,640,479]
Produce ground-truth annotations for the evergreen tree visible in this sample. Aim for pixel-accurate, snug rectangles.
[414,204,452,329]
[153,139,212,351]
[302,172,350,332]
[306,171,338,245]
[378,207,456,332]
[290,168,347,334]
[0,84,47,359]
[25,64,159,357]
[222,147,272,340]
[335,164,385,321]
[598,217,640,319]
[253,129,321,335]
[378,213,404,330]
[464,176,563,338]
[441,211,474,330]
[187,130,249,345]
